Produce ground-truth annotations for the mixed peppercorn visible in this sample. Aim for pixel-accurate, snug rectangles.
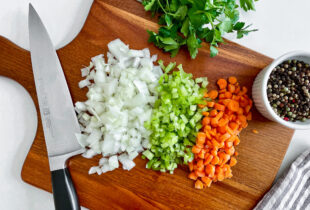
[267,60,310,122]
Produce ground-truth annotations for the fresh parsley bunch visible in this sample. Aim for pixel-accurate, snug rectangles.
[142,0,258,59]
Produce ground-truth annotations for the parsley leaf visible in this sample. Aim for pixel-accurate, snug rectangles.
[187,33,201,59]
[142,0,258,59]
[210,46,218,58]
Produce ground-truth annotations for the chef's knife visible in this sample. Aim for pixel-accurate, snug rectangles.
[28,4,84,210]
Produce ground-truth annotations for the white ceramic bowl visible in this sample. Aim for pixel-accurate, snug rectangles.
[252,51,310,130]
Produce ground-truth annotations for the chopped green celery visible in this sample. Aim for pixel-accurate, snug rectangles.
[190,105,197,111]
[195,77,203,83]
[143,150,154,160]
[201,107,210,112]
[180,114,188,123]
[202,80,209,88]
[189,119,195,127]
[158,60,165,70]
[144,61,208,173]
[196,123,203,131]
[152,161,161,170]
[165,62,176,73]
[160,168,166,172]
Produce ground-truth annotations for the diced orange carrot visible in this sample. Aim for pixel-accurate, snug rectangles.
[197,160,203,167]
[249,99,253,107]
[217,79,228,89]
[205,131,212,140]
[230,157,237,167]
[221,99,230,106]
[188,161,194,171]
[192,145,201,154]
[234,136,240,146]
[205,164,215,177]
[204,154,213,165]
[202,112,209,117]
[214,103,225,111]
[215,111,224,120]
[252,129,259,134]
[211,118,219,127]
[239,97,248,107]
[208,90,219,100]
[225,141,233,148]
[201,177,212,187]
[235,86,240,94]
[210,109,218,117]
[188,172,198,180]
[195,170,206,177]
[220,153,231,166]
[242,122,248,128]
[202,117,211,126]
[195,180,204,189]
[197,164,204,172]
[198,149,206,159]
[217,125,227,134]
[224,91,232,99]
[197,132,206,144]
[215,166,223,175]
[229,122,239,131]
[189,76,252,189]
[219,93,225,99]
[220,133,231,142]
[211,149,217,157]
[245,105,251,114]
[211,139,220,149]
[225,146,235,156]
[206,140,213,149]
[211,155,220,165]
[232,95,240,101]
[238,115,247,124]
[228,76,237,85]
[246,112,252,121]
[227,100,239,112]
[207,102,214,108]
[228,84,236,93]
[240,86,248,95]
[218,118,229,127]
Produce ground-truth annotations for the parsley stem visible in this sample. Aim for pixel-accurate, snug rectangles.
[206,13,215,29]
[157,0,167,14]
[165,0,170,12]
[157,0,174,16]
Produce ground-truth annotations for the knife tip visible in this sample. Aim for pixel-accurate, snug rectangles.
[29,3,34,12]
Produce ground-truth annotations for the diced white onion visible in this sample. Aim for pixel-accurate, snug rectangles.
[82,149,97,159]
[118,154,136,170]
[88,166,99,175]
[78,79,90,88]
[108,155,119,168]
[76,39,162,174]
[81,67,90,77]
[99,157,108,166]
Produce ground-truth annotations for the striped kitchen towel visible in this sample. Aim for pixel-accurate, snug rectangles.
[255,149,310,210]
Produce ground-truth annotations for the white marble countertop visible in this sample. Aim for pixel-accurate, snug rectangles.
[1,0,310,209]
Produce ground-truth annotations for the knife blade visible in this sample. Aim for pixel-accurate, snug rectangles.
[28,3,83,210]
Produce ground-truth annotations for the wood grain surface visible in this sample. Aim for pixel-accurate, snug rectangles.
[0,0,294,209]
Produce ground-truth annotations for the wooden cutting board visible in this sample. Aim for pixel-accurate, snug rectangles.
[0,0,294,209]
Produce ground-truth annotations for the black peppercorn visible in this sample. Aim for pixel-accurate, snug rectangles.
[267,59,310,122]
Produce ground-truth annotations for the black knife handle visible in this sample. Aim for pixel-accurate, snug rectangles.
[51,168,80,210]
